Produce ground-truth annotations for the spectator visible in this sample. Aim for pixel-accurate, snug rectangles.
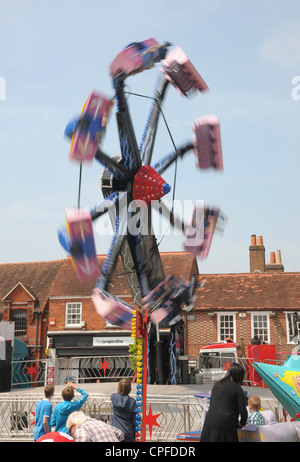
[251,335,261,345]
[247,395,266,425]
[111,378,136,442]
[33,384,55,441]
[50,382,88,435]
[66,411,124,442]
[200,363,248,442]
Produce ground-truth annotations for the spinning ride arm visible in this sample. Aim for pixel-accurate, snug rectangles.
[95,216,128,292]
[95,149,130,182]
[139,44,210,168]
[113,77,142,175]
[139,74,170,166]
[152,143,194,176]
[94,192,164,297]
[126,216,165,299]
[152,198,185,234]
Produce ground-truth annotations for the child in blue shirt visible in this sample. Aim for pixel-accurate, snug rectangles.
[33,384,55,440]
[50,382,89,435]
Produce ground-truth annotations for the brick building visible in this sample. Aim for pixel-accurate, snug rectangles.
[0,259,65,359]
[187,235,299,359]
[1,235,299,368]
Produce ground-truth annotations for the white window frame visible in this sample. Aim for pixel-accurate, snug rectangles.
[217,312,236,343]
[250,312,270,344]
[285,312,300,344]
[65,302,82,328]
[11,310,27,337]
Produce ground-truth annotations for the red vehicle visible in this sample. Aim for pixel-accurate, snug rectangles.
[198,341,277,387]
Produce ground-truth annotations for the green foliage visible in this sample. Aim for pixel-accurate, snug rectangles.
[128,338,138,371]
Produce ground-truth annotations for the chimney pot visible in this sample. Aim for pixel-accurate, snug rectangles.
[270,252,276,264]
[276,250,282,264]
[257,236,263,246]
[251,234,257,246]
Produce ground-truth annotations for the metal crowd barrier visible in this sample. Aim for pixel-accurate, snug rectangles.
[0,393,206,442]
[68,355,135,383]
[11,356,135,388]
[5,354,288,441]
[11,359,48,388]
[11,355,288,388]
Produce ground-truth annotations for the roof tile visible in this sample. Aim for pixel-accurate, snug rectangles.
[195,272,300,310]
[0,260,65,311]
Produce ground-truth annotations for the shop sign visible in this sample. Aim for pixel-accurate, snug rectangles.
[93,336,134,347]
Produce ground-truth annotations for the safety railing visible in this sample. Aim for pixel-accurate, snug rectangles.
[11,354,287,389]
[0,392,284,442]
[12,359,48,388]
[69,355,135,383]
[0,393,206,442]
[0,393,107,441]
[11,356,135,388]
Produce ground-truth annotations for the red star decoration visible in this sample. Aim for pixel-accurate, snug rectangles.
[223,360,231,371]
[25,364,39,381]
[31,411,36,426]
[145,405,162,439]
[98,358,111,376]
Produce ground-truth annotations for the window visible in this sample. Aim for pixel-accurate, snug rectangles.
[251,313,270,343]
[11,310,27,337]
[217,313,236,342]
[199,352,236,369]
[286,312,300,343]
[65,302,82,327]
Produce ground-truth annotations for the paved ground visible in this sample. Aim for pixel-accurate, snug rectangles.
[5,381,275,399]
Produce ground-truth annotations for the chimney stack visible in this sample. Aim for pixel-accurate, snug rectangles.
[249,234,265,273]
[250,235,284,273]
[265,249,284,273]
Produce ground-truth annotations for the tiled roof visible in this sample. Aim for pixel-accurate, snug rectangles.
[2,254,300,313]
[195,272,300,311]
[0,260,65,311]
[0,252,198,310]
[50,252,199,297]
[50,255,124,298]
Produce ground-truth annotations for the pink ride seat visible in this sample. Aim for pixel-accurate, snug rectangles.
[161,47,209,96]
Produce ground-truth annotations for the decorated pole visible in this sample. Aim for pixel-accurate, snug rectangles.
[141,309,149,442]
[131,309,150,442]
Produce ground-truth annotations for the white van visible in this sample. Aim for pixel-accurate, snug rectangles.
[198,342,239,382]
[199,341,277,385]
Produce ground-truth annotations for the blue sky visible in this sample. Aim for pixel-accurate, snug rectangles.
[1,0,300,274]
